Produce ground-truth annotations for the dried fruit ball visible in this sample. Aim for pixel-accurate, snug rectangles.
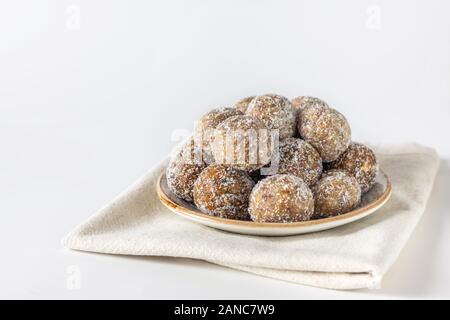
[329,143,379,193]
[193,164,255,220]
[249,174,314,223]
[291,96,329,114]
[212,115,272,171]
[195,107,242,162]
[166,137,207,202]
[277,138,323,186]
[248,172,314,223]
[247,94,296,140]
[233,96,255,113]
[312,170,361,218]
[298,104,351,162]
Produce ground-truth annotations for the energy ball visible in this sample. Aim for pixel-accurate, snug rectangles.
[247,94,296,140]
[291,96,329,114]
[233,96,255,113]
[195,107,243,162]
[329,143,379,193]
[298,104,351,162]
[312,170,361,218]
[193,164,255,220]
[211,115,272,171]
[249,174,314,223]
[166,137,207,202]
[277,138,323,186]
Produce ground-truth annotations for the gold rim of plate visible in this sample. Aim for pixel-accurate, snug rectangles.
[156,170,393,228]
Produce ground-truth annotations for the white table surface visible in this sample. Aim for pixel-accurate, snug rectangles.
[1,0,450,299]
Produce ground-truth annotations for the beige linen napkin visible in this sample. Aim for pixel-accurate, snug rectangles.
[63,144,439,290]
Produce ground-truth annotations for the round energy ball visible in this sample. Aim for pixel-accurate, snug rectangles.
[166,137,207,202]
[193,164,255,220]
[233,96,255,113]
[247,94,296,140]
[312,170,361,218]
[277,138,323,186]
[211,115,272,171]
[249,174,315,223]
[291,96,329,114]
[195,107,243,163]
[298,104,351,162]
[329,143,379,193]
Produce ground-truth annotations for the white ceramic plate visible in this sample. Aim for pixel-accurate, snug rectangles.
[157,170,392,236]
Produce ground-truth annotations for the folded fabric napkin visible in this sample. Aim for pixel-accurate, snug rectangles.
[63,144,439,290]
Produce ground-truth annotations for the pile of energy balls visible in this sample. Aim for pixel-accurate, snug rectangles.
[166,94,379,223]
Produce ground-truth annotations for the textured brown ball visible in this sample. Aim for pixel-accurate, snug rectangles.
[195,107,243,162]
[211,115,272,171]
[247,94,296,140]
[277,138,323,186]
[249,174,315,223]
[166,137,207,202]
[329,143,379,193]
[233,96,255,113]
[298,104,351,162]
[312,170,361,218]
[193,164,255,220]
[291,96,329,114]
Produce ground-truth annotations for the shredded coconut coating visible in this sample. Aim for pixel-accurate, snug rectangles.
[291,96,329,115]
[278,138,323,186]
[193,164,255,220]
[195,107,243,161]
[328,142,379,193]
[211,115,272,171]
[233,96,255,113]
[166,137,207,202]
[249,174,314,223]
[312,169,361,218]
[297,104,351,162]
[247,94,296,140]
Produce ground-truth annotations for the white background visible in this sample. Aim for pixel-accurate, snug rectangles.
[1,0,449,299]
